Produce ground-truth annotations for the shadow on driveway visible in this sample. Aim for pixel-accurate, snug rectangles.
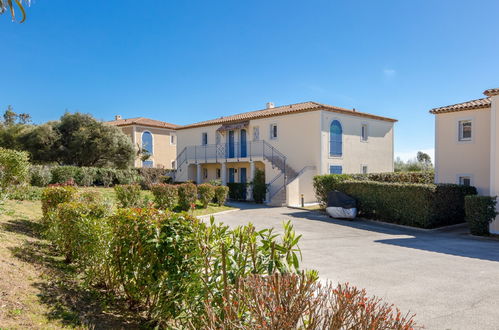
[284,209,499,263]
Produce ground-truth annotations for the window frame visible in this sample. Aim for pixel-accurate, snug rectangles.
[329,119,343,158]
[457,174,473,187]
[201,132,208,145]
[142,160,154,168]
[361,123,368,142]
[203,168,208,179]
[170,133,176,145]
[253,126,260,141]
[270,124,278,140]
[361,164,368,174]
[457,118,473,143]
[329,165,343,174]
[141,130,154,155]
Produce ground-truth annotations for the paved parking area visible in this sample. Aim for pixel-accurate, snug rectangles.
[208,203,499,330]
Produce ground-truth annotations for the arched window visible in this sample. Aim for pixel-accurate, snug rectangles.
[142,131,153,155]
[329,120,342,156]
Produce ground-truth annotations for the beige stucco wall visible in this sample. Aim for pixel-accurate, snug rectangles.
[117,125,177,169]
[320,111,394,175]
[434,109,491,195]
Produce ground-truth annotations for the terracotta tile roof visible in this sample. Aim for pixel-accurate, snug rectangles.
[177,101,397,130]
[107,117,179,130]
[484,88,499,97]
[429,97,491,114]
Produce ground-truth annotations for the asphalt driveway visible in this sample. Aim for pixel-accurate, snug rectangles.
[206,203,499,330]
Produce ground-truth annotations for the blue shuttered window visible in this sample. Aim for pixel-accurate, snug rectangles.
[329,165,342,174]
[329,120,342,156]
[142,131,153,154]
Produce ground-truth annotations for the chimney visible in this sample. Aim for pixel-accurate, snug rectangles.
[266,102,275,109]
[115,115,122,120]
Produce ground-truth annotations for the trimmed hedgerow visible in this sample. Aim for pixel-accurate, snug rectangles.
[150,183,178,210]
[313,174,352,207]
[114,184,142,208]
[332,180,476,228]
[214,185,229,206]
[177,182,197,211]
[30,165,53,187]
[465,195,497,236]
[349,171,434,184]
[227,183,248,200]
[197,184,215,208]
[51,166,79,185]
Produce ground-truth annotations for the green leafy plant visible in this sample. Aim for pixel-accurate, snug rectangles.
[114,184,142,208]
[213,185,229,206]
[197,184,215,208]
[41,185,78,219]
[252,169,266,203]
[51,166,79,185]
[465,195,497,236]
[0,148,30,211]
[177,182,197,211]
[29,165,52,187]
[313,173,352,207]
[150,183,178,209]
[227,182,248,200]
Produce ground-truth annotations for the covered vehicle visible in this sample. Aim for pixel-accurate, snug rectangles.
[326,191,357,219]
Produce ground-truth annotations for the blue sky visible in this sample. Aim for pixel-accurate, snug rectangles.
[1,0,498,161]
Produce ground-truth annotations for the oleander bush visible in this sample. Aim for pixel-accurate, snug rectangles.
[177,182,197,211]
[202,273,417,329]
[29,165,52,187]
[197,183,215,208]
[465,195,498,236]
[114,184,143,208]
[41,185,78,219]
[214,185,229,206]
[150,183,178,209]
[332,180,476,228]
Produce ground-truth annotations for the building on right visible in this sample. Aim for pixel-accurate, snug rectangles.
[430,87,499,233]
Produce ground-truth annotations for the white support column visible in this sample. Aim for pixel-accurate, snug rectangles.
[196,164,202,184]
[248,161,256,201]
[221,162,227,185]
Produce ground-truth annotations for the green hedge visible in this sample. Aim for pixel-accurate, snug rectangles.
[29,165,173,188]
[349,171,434,184]
[313,174,352,207]
[227,183,248,200]
[465,195,497,236]
[333,181,476,228]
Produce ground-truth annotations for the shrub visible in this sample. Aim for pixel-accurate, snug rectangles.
[41,186,78,219]
[107,208,200,322]
[48,200,109,263]
[350,171,434,184]
[115,168,141,185]
[114,184,142,208]
[136,167,173,189]
[150,183,178,209]
[0,148,30,189]
[465,195,497,236]
[202,273,417,329]
[97,168,116,187]
[198,184,215,208]
[227,183,248,200]
[9,186,43,201]
[214,185,229,206]
[30,165,52,187]
[252,169,266,203]
[74,167,98,186]
[177,182,197,211]
[313,174,352,207]
[333,180,477,228]
[51,166,79,185]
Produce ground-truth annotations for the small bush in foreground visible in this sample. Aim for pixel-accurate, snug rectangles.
[150,183,178,209]
[197,184,215,208]
[465,195,497,236]
[177,182,197,211]
[114,184,142,208]
[214,185,229,206]
[202,272,417,329]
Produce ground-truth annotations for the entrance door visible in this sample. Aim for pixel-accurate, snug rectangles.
[228,168,235,183]
[240,167,247,199]
[228,130,235,158]
[240,129,247,157]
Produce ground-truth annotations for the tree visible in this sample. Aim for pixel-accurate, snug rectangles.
[54,112,135,168]
[3,105,17,126]
[19,122,60,164]
[417,151,432,169]
[0,0,29,23]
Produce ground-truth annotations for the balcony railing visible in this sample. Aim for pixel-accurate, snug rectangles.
[176,140,287,172]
